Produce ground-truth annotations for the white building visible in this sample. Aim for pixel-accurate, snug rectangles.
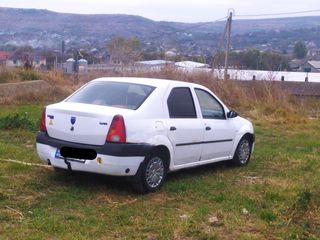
[175,61,210,69]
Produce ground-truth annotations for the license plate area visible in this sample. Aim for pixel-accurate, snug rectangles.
[55,147,97,163]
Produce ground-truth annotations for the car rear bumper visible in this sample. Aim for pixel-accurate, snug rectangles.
[36,132,151,176]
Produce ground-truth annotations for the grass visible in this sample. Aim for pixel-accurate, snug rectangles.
[2,66,320,119]
[0,67,40,83]
[1,68,320,239]
[0,104,320,239]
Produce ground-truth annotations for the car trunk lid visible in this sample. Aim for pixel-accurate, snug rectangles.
[46,102,131,145]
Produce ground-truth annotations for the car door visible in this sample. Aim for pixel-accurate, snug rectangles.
[166,87,204,166]
[194,88,237,161]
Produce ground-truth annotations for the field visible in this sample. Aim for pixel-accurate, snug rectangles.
[0,68,320,239]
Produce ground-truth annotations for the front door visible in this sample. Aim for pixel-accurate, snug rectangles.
[194,88,236,161]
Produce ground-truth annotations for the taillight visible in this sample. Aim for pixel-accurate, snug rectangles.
[39,108,47,132]
[106,115,126,143]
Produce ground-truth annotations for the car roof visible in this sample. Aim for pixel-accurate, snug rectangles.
[92,77,205,89]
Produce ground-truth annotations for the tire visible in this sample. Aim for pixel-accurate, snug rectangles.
[231,136,252,166]
[131,154,167,194]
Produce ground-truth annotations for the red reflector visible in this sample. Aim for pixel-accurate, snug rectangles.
[40,108,47,132]
[106,115,126,143]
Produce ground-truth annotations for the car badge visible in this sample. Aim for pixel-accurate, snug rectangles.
[70,116,76,125]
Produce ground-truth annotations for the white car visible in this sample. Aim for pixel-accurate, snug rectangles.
[36,77,254,193]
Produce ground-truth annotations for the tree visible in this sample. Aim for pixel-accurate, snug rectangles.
[293,41,307,59]
[212,49,289,71]
[107,37,141,65]
[14,46,34,69]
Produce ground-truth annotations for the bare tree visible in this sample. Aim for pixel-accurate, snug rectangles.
[107,37,141,66]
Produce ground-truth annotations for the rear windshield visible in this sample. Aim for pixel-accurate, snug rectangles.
[66,81,155,110]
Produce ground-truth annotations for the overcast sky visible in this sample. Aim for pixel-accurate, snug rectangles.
[1,0,320,22]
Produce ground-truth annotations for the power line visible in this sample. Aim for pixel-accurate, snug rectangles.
[234,9,320,18]
[160,15,228,54]
[173,16,228,34]
[171,8,320,39]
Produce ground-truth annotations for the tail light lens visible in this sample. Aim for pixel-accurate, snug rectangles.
[39,108,47,132]
[106,115,126,143]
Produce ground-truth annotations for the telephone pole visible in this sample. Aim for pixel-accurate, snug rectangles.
[224,12,232,80]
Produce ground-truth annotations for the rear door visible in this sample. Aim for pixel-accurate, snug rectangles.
[194,88,236,160]
[166,87,204,165]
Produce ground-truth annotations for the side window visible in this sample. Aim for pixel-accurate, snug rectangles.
[167,87,197,118]
[195,89,225,119]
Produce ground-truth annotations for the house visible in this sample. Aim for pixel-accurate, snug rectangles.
[135,60,173,68]
[165,50,177,58]
[308,48,320,60]
[306,61,320,72]
[289,59,307,72]
[0,51,13,64]
[5,54,24,67]
[5,51,46,69]
[289,59,320,73]
[175,61,210,69]
[32,55,46,69]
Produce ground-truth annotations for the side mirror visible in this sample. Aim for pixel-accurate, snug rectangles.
[227,110,238,118]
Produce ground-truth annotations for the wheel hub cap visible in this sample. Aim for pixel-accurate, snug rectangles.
[239,140,250,164]
[146,157,164,188]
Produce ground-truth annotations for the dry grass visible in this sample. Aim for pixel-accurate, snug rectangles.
[1,66,319,123]
[73,67,320,123]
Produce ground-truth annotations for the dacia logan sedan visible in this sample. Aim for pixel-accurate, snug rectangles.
[36,77,254,193]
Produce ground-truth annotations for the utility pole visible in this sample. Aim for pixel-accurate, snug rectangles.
[224,12,232,80]
[211,20,228,73]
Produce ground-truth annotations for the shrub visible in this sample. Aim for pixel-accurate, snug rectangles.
[18,69,39,81]
[0,112,37,131]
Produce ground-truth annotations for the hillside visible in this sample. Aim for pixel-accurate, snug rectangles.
[0,7,320,55]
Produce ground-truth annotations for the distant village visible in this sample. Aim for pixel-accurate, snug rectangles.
[0,39,320,78]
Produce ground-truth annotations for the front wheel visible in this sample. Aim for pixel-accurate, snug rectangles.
[131,154,167,193]
[231,136,252,166]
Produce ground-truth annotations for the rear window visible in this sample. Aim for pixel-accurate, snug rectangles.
[66,81,155,110]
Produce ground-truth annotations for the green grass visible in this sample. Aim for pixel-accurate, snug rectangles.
[0,104,320,239]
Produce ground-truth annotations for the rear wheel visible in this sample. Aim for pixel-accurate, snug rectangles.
[231,136,252,166]
[132,154,167,193]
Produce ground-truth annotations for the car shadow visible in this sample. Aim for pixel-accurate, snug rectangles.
[166,160,230,181]
[48,160,232,194]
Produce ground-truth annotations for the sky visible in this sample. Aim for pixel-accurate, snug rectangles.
[1,0,320,23]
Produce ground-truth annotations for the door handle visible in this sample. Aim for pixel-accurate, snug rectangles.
[170,126,177,131]
[205,126,211,131]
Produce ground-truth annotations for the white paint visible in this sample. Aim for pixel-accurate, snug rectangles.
[36,77,254,177]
